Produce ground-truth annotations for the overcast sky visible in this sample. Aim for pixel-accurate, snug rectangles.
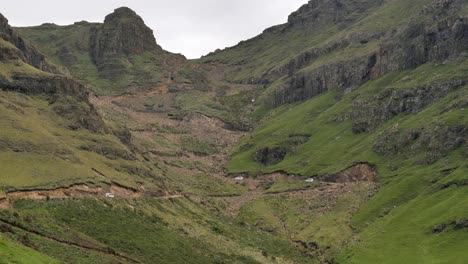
[1,0,307,58]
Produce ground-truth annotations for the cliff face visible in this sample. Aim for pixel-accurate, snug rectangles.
[0,13,105,132]
[0,13,61,74]
[91,7,161,60]
[90,7,164,80]
[375,0,468,74]
[269,0,468,107]
[286,0,384,30]
[351,78,466,133]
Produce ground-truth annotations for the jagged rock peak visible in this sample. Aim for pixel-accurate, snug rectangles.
[0,12,15,38]
[0,13,9,32]
[90,7,162,80]
[92,6,160,58]
[105,7,144,24]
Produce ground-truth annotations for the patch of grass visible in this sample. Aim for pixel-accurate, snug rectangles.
[461,2,468,15]
[0,233,59,264]
[174,90,226,119]
[238,182,374,252]
[153,134,181,152]
[0,37,19,50]
[180,136,219,156]
[1,198,314,263]
[167,173,247,196]
[0,61,53,80]
[299,41,380,73]
[339,165,468,264]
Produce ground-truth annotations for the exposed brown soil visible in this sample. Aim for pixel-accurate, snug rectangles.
[0,198,11,210]
[0,183,184,210]
[89,77,247,192]
[217,164,379,217]
[324,163,377,183]
[7,183,140,200]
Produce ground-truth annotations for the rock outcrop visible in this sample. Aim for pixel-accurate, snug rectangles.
[287,0,384,30]
[322,163,377,183]
[253,146,288,165]
[373,123,466,164]
[0,13,106,132]
[374,0,468,75]
[268,0,468,107]
[0,13,62,74]
[351,78,466,133]
[271,54,377,106]
[90,7,163,80]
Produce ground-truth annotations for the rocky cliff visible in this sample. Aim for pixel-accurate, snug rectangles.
[0,13,62,74]
[271,0,468,107]
[286,0,384,30]
[90,7,164,80]
[0,12,105,132]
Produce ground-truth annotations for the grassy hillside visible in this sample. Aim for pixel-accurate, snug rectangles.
[228,61,468,175]
[0,16,167,194]
[0,198,314,263]
[226,60,467,262]
[200,0,434,83]
[0,90,166,192]
[341,165,468,263]
[0,233,59,264]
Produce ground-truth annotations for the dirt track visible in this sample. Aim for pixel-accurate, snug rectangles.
[0,183,184,210]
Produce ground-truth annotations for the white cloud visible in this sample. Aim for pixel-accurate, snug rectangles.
[1,0,307,58]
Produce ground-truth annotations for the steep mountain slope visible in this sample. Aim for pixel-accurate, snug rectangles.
[200,0,468,262]
[16,7,185,95]
[201,0,431,83]
[0,12,163,194]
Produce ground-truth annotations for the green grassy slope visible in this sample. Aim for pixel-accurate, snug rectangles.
[0,233,59,264]
[0,90,164,192]
[340,165,468,264]
[227,60,468,262]
[0,25,166,193]
[229,61,468,175]
[0,198,314,264]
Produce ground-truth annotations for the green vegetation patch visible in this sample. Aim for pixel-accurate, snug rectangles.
[181,136,219,156]
[0,198,314,263]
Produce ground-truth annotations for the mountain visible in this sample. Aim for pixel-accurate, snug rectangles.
[202,0,468,262]
[0,1,467,263]
[16,7,186,95]
[0,10,173,197]
[0,8,312,264]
